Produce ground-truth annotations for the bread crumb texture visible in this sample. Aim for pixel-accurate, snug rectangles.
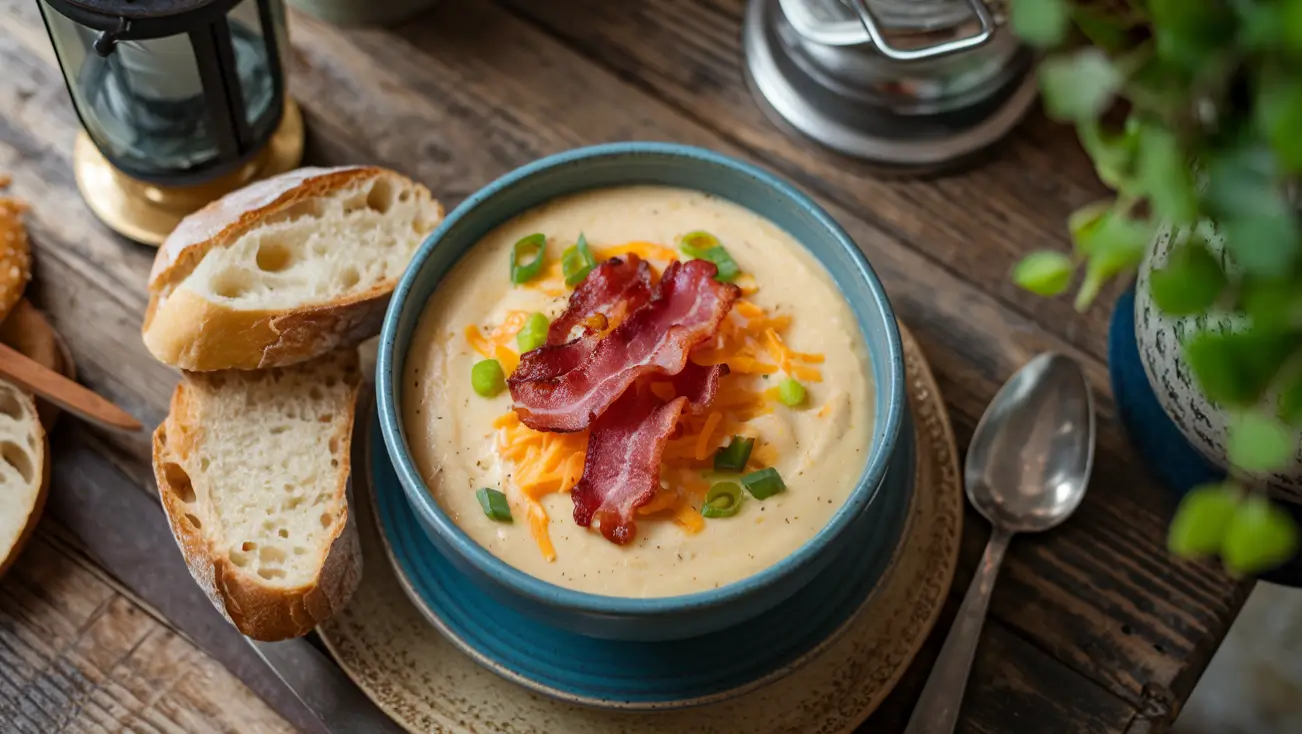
[0,380,43,559]
[179,172,438,310]
[159,352,360,587]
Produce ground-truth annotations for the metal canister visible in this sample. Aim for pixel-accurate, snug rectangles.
[745,0,1037,170]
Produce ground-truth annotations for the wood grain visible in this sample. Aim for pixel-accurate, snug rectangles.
[0,0,1250,730]
[0,527,293,733]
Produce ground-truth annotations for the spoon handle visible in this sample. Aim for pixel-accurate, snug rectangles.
[903,528,1013,734]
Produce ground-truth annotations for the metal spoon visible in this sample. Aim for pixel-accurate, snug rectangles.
[903,352,1096,734]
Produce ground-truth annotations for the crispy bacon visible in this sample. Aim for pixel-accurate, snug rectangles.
[572,363,727,544]
[546,255,652,346]
[509,260,740,432]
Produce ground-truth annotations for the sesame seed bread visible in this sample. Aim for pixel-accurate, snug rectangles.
[0,380,48,579]
[143,166,443,372]
[152,349,363,641]
[0,179,33,325]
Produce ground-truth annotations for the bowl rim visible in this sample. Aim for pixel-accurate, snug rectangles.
[377,141,905,615]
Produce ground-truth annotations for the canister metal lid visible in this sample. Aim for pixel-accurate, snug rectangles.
[780,0,1002,46]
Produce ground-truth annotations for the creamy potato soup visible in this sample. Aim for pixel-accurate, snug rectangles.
[403,186,873,597]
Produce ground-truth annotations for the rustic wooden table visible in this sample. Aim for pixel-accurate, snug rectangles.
[0,1,1253,732]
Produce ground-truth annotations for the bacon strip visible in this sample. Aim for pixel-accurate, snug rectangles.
[509,260,740,432]
[546,255,652,346]
[572,363,727,544]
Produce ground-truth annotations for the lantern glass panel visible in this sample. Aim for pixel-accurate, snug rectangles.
[43,6,219,174]
[229,0,278,139]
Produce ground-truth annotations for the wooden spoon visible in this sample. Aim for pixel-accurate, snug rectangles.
[0,342,142,432]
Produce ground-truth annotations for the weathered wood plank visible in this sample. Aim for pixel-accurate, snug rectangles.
[869,615,1138,733]
[0,529,292,733]
[494,0,1118,361]
[280,0,1244,706]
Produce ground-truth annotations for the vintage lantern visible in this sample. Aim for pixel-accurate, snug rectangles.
[38,0,304,245]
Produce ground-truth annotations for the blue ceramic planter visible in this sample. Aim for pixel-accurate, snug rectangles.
[376,143,907,640]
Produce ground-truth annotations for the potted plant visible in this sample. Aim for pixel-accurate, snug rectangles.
[1008,0,1302,576]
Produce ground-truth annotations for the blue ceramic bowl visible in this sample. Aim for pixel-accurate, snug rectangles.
[376,143,906,641]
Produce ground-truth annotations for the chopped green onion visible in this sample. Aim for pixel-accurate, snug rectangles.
[562,233,597,286]
[510,233,547,284]
[742,467,786,500]
[713,435,754,472]
[678,231,740,282]
[517,312,550,354]
[475,487,513,522]
[701,482,744,518]
[471,359,506,397]
[778,378,806,407]
[680,230,721,259]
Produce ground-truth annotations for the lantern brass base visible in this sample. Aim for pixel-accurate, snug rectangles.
[73,99,306,247]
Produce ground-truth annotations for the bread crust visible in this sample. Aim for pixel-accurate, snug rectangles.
[0,385,48,579]
[142,166,440,371]
[151,353,363,641]
[0,182,33,325]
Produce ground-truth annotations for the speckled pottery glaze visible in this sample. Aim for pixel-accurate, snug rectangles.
[375,143,907,641]
[319,325,963,724]
[1134,223,1302,503]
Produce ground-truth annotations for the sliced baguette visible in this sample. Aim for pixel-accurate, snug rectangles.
[143,166,443,371]
[0,379,48,578]
[153,349,363,641]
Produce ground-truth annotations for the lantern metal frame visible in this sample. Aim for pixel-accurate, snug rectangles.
[38,0,287,186]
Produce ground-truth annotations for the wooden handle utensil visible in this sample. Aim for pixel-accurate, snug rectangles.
[0,342,142,432]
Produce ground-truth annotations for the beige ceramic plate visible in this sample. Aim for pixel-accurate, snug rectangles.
[320,325,962,732]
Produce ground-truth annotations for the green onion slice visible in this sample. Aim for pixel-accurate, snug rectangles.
[701,482,744,518]
[562,233,597,286]
[471,359,506,397]
[742,467,786,500]
[778,378,806,407]
[517,312,550,354]
[713,435,755,473]
[678,231,740,282]
[680,230,721,259]
[476,487,513,522]
[510,233,547,284]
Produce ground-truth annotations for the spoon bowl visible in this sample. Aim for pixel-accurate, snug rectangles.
[965,352,1095,534]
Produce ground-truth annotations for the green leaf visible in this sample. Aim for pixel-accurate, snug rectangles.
[1012,0,1071,47]
[1013,252,1074,296]
[1229,411,1295,472]
[1222,213,1302,275]
[1240,277,1302,332]
[1072,209,1154,309]
[1257,73,1302,173]
[1182,331,1302,407]
[1168,483,1241,557]
[1039,49,1122,122]
[1147,0,1236,69]
[1134,125,1198,224]
[1222,495,1301,576]
[1284,0,1302,55]
[1071,5,1138,53]
[1149,238,1226,315]
[1204,143,1301,275]
[1077,119,1141,190]
[1278,373,1302,427]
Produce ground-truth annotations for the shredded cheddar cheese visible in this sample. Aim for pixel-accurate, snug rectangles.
[474,244,827,560]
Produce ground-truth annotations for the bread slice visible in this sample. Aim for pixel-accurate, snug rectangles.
[152,349,363,641]
[0,379,48,578]
[143,166,443,371]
